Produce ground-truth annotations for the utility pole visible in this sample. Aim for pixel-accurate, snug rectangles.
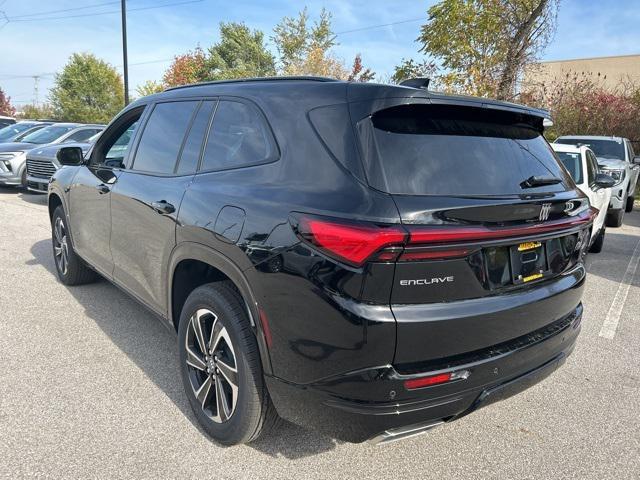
[121,0,129,105]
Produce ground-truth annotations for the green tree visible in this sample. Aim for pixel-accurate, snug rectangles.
[392,58,437,84]
[0,87,16,117]
[205,22,276,80]
[135,80,165,97]
[415,0,559,99]
[50,53,124,123]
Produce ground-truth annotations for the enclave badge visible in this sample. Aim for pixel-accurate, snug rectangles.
[539,203,552,221]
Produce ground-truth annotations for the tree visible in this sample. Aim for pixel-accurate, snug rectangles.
[205,22,276,80]
[272,8,374,80]
[163,47,208,87]
[415,0,559,99]
[50,53,124,123]
[135,80,164,98]
[20,103,55,120]
[0,87,16,117]
[392,58,437,84]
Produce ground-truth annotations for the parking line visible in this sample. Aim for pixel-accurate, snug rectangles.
[599,236,640,339]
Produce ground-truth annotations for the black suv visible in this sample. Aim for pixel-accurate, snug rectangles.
[49,77,592,445]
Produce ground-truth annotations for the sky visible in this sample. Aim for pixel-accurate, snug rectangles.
[0,0,639,108]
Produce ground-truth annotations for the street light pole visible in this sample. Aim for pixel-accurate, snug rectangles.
[121,0,129,105]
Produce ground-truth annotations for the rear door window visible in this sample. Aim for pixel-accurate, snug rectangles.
[133,101,199,174]
[200,100,276,172]
[357,104,570,196]
[556,151,583,184]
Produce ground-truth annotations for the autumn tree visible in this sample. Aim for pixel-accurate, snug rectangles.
[163,47,208,87]
[50,53,124,123]
[0,87,16,117]
[135,80,164,98]
[272,8,374,80]
[412,0,559,98]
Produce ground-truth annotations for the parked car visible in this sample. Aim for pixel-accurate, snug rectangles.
[555,136,640,227]
[552,144,614,252]
[0,123,104,188]
[49,77,593,445]
[0,121,52,144]
[0,115,16,128]
[26,132,102,193]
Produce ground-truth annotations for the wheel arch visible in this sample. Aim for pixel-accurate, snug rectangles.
[168,242,273,375]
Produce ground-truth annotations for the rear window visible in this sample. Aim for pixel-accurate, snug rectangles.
[555,151,583,184]
[357,104,570,196]
[555,138,625,161]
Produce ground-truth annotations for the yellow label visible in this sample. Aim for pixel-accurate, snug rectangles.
[522,273,543,283]
[518,241,542,251]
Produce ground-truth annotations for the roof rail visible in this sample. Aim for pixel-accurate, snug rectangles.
[399,77,430,89]
[165,76,339,92]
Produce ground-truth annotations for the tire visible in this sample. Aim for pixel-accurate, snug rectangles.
[20,168,27,189]
[589,227,605,253]
[178,281,279,445]
[51,206,98,285]
[625,195,634,213]
[606,209,624,228]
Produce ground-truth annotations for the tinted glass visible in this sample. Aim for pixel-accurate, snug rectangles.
[358,104,569,195]
[105,122,138,165]
[201,101,274,172]
[556,151,583,184]
[0,123,37,142]
[176,101,215,175]
[555,138,625,161]
[20,125,77,144]
[133,101,198,174]
[65,128,102,143]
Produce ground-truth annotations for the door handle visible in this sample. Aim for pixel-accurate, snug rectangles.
[96,184,110,194]
[151,200,176,215]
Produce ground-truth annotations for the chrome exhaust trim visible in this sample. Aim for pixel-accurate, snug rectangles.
[368,420,444,446]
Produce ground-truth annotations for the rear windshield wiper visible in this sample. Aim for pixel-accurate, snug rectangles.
[520,175,563,189]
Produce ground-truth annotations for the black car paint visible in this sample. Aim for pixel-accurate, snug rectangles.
[49,78,589,443]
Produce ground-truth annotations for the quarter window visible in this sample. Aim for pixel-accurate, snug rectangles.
[200,100,275,172]
[133,101,199,174]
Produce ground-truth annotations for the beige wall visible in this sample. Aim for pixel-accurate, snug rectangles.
[524,54,640,91]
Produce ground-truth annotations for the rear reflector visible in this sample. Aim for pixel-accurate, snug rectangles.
[398,248,474,262]
[403,370,470,390]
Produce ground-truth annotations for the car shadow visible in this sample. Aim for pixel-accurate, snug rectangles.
[0,185,47,205]
[27,238,337,458]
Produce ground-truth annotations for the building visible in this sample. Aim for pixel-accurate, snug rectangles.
[523,53,640,91]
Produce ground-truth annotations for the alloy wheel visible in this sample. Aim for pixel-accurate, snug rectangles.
[185,308,239,423]
[53,217,69,275]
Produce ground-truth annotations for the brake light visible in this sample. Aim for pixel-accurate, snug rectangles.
[297,217,406,267]
[404,369,470,390]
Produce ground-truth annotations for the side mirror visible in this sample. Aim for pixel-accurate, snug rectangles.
[57,146,84,166]
[633,156,640,165]
[594,173,615,189]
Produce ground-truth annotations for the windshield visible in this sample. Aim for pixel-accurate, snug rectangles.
[20,125,76,144]
[357,104,569,196]
[555,151,583,184]
[555,138,625,161]
[0,123,38,142]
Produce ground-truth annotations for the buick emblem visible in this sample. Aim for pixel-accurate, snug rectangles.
[539,203,552,221]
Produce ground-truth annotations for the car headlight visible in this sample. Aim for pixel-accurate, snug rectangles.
[0,152,23,171]
[603,169,625,185]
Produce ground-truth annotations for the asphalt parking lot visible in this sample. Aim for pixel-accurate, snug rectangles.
[1,188,639,480]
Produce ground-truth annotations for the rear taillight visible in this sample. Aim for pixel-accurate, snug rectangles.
[404,370,470,390]
[293,208,596,268]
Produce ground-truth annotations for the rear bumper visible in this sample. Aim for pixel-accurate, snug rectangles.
[266,303,582,443]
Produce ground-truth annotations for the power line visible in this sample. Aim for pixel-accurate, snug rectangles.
[335,17,424,36]
[8,1,121,20]
[6,0,204,23]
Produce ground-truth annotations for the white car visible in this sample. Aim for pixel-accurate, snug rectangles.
[555,136,640,227]
[552,143,615,252]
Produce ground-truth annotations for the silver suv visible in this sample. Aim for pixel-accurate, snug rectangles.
[555,136,640,227]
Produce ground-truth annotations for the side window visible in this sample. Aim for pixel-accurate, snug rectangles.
[176,101,215,175]
[626,140,635,162]
[586,151,597,185]
[92,108,144,168]
[132,101,199,175]
[200,100,276,172]
[65,128,102,143]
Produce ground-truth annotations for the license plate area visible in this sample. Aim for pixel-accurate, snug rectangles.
[510,241,547,284]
